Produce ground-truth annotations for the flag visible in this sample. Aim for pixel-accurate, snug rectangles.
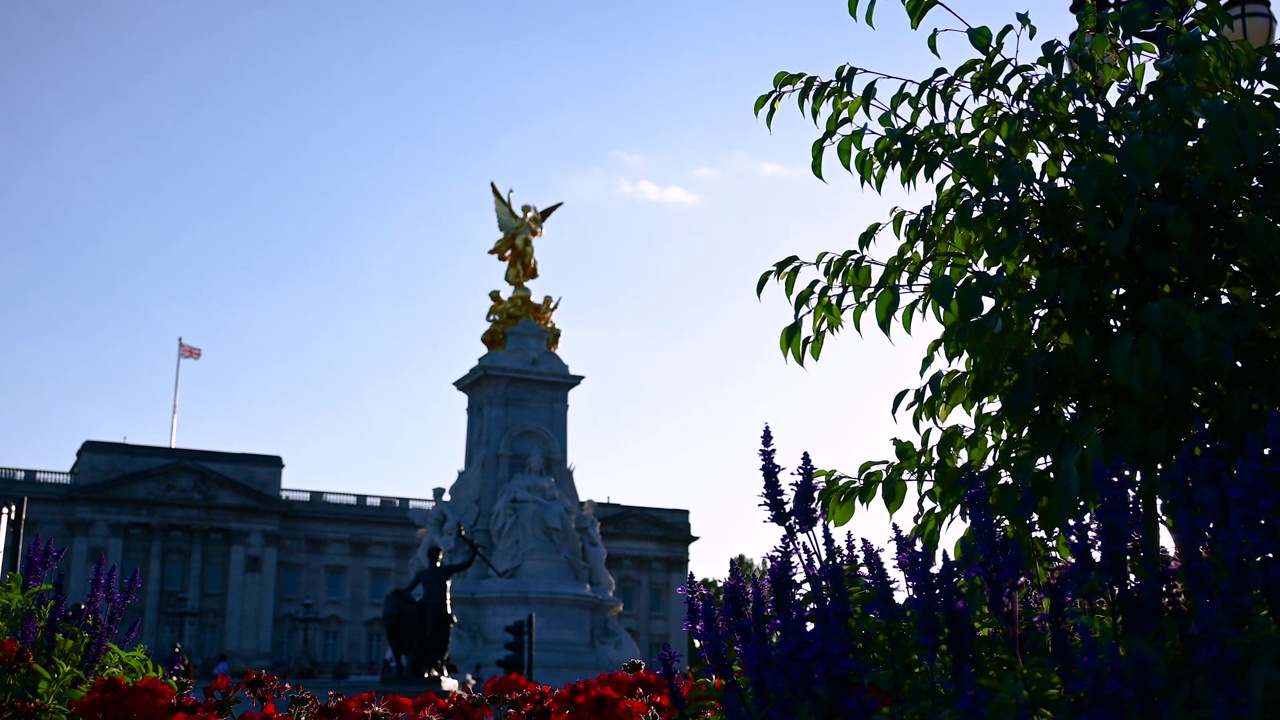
[179,342,202,360]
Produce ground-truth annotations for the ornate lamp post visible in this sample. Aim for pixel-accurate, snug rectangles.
[163,592,200,649]
[1068,0,1276,49]
[290,598,322,679]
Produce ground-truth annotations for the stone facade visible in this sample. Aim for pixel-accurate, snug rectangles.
[0,440,693,680]
[592,503,695,663]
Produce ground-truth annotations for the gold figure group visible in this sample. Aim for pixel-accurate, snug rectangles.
[482,183,563,352]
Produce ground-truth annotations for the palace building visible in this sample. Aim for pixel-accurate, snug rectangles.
[0,440,694,678]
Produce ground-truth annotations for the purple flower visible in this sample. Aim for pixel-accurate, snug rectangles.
[17,610,39,644]
[652,643,686,713]
[757,425,788,527]
[790,451,820,535]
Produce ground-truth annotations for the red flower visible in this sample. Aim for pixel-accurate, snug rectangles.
[241,702,283,720]
[335,691,415,720]
[481,673,539,699]
[5,699,52,720]
[410,691,450,715]
[548,670,673,720]
[0,637,35,671]
[68,676,176,720]
[242,669,288,705]
[203,674,233,700]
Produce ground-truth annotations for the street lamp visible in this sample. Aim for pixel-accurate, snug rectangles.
[1223,1,1278,45]
[1068,0,1276,50]
[290,598,322,679]
[163,592,199,648]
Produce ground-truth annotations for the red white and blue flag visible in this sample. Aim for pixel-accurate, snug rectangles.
[179,342,202,360]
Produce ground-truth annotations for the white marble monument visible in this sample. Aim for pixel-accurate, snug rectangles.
[409,320,638,686]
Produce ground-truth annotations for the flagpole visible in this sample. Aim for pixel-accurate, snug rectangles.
[170,336,182,449]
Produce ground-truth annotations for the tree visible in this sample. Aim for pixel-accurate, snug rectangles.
[756,0,1280,551]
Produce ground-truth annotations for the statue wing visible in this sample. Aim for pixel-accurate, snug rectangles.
[492,182,522,234]
[536,202,563,224]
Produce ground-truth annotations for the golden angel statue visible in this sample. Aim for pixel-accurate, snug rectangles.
[490,183,562,292]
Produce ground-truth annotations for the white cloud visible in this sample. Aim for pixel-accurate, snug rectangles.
[616,178,700,204]
[758,162,800,177]
[691,167,719,178]
[609,150,646,166]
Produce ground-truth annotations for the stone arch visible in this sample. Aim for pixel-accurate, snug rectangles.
[496,425,561,486]
[496,424,580,507]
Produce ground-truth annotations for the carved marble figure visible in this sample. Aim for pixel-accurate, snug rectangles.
[592,614,640,672]
[577,500,616,597]
[489,447,583,578]
[408,488,462,578]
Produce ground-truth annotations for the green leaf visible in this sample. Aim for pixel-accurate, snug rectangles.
[780,320,802,362]
[829,495,856,526]
[928,28,941,58]
[864,0,877,29]
[859,81,878,119]
[811,137,827,181]
[966,26,993,53]
[837,135,855,171]
[753,92,772,117]
[875,285,900,336]
[883,476,907,515]
[810,330,826,360]
[930,274,955,307]
[892,388,911,416]
[783,267,800,297]
[756,271,773,299]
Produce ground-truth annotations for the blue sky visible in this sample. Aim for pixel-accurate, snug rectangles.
[0,1,1075,580]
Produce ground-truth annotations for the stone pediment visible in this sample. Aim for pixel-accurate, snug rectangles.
[597,510,691,542]
[78,461,281,508]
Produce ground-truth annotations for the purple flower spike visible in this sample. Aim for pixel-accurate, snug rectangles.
[22,534,46,590]
[653,642,687,712]
[790,452,820,535]
[758,425,789,527]
[120,618,142,647]
[17,610,39,644]
[123,567,142,604]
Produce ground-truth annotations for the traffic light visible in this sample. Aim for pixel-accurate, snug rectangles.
[495,614,536,679]
[496,619,526,676]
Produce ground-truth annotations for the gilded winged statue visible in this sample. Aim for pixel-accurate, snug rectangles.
[483,184,565,352]
[490,183,562,291]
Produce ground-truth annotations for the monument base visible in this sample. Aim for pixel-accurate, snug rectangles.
[449,578,641,687]
[378,674,460,698]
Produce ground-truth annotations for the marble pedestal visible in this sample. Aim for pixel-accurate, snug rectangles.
[378,674,459,698]
[450,578,640,688]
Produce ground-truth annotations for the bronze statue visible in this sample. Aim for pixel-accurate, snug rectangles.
[482,184,564,352]
[386,530,478,679]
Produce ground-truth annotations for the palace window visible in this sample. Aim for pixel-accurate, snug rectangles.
[163,558,186,592]
[649,587,666,615]
[366,631,385,665]
[203,561,223,594]
[322,629,340,664]
[274,624,294,664]
[325,568,347,601]
[279,566,300,598]
[369,570,388,603]
[649,641,666,662]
